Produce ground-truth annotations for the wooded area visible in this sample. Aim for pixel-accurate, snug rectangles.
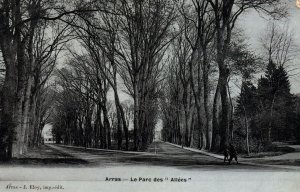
[0,0,299,160]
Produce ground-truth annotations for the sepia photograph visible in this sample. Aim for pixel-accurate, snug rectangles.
[0,0,300,192]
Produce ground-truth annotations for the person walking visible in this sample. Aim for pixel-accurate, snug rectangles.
[228,143,238,164]
[223,145,229,163]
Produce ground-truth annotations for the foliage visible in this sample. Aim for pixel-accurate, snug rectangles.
[234,60,298,153]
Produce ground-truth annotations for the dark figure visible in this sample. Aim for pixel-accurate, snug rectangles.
[228,143,238,164]
[223,146,229,163]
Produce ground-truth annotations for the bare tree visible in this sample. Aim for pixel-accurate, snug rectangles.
[207,0,285,151]
[114,0,177,150]
[0,0,91,159]
[260,22,297,143]
[178,0,216,150]
[261,22,298,69]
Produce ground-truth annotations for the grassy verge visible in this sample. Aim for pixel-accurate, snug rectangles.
[241,145,295,158]
[0,144,88,166]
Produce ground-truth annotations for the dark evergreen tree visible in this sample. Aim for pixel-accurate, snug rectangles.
[295,96,300,143]
[235,81,257,117]
[256,60,295,142]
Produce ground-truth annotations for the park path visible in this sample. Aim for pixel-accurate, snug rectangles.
[254,145,300,161]
[151,141,300,170]
[44,142,279,170]
[243,145,300,168]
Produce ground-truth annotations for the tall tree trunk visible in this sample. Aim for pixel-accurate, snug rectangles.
[33,92,41,146]
[227,82,234,140]
[216,24,231,152]
[243,107,250,156]
[183,89,189,147]
[118,103,129,150]
[0,62,17,160]
[97,105,105,148]
[115,97,122,150]
[268,95,276,143]
[211,82,221,151]
[133,80,139,151]
[13,84,26,157]
[103,105,111,149]
[203,52,211,150]
[113,87,129,150]
[21,75,33,152]
[218,70,229,152]
[13,47,28,157]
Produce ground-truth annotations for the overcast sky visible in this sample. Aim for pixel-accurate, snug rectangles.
[237,0,300,94]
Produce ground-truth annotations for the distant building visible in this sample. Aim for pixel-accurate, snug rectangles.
[154,119,162,141]
[42,124,55,144]
[154,130,162,141]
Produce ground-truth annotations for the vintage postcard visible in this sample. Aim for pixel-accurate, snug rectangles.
[0,0,300,192]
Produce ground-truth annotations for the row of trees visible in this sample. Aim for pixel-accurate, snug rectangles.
[0,0,297,160]
[52,56,135,150]
[51,0,175,151]
[0,0,77,159]
[160,0,289,152]
[0,0,114,159]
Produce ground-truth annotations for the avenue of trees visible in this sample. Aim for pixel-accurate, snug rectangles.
[160,0,298,154]
[0,0,299,160]
[0,0,75,159]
